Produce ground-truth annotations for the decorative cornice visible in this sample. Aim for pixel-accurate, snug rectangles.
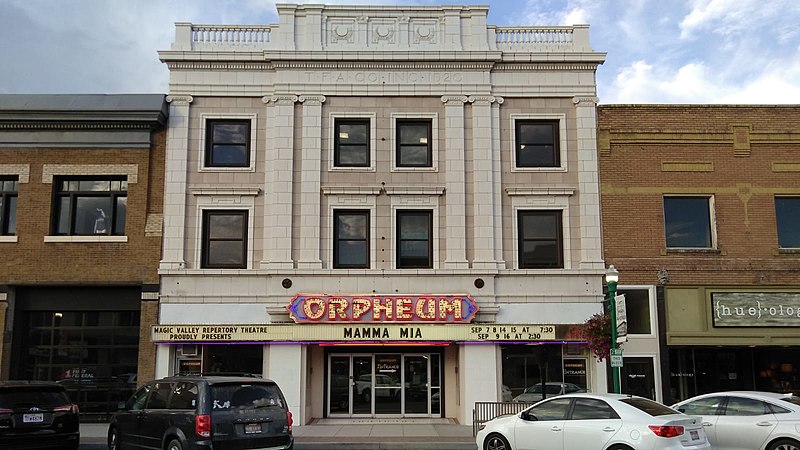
[190,186,262,196]
[263,95,299,105]
[441,95,468,104]
[384,186,445,196]
[0,122,152,130]
[270,61,494,70]
[467,95,500,105]
[322,186,382,196]
[298,95,327,104]
[573,96,599,106]
[166,95,193,105]
[505,187,576,196]
[494,63,599,71]
[166,62,274,71]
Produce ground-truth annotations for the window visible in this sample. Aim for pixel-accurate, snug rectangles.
[334,119,370,167]
[169,382,197,410]
[678,396,723,416]
[396,120,432,167]
[202,210,248,269]
[334,210,369,268]
[664,196,713,248]
[617,288,652,334]
[528,398,572,421]
[515,120,559,167]
[53,178,127,236]
[0,176,18,236]
[724,397,771,416]
[397,210,432,268]
[570,398,618,420]
[146,382,172,410]
[128,385,151,411]
[205,119,251,167]
[776,197,800,248]
[518,211,563,268]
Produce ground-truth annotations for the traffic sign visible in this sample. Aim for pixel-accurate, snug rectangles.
[610,349,623,368]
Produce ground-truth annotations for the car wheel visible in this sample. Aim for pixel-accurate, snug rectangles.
[484,433,511,450]
[607,446,634,450]
[166,438,183,450]
[108,427,119,450]
[768,439,800,450]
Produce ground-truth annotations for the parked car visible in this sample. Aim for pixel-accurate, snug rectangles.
[477,393,710,450]
[512,382,585,402]
[108,375,293,450]
[0,381,80,450]
[355,374,400,402]
[671,391,800,450]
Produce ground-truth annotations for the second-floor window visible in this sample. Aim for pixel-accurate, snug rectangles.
[334,210,369,268]
[201,210,248,269]
[0,177,18,236]
[334,119,370,167]
[53,178,127,236]
[663,196,713,248]
[518,210,563,268]
[397,210,432,268]
[205,119,251,167]
[515,120,559,167]
[396,120,432,167]
[776,197,800,248]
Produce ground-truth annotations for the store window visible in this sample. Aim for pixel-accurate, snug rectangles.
[201,210,248,269]
[204,344,262,376]
[334,210,369,268]
[53,178,127,236]
[518,210,563,268]
[205,119,251,167]
[334,119,370,167]
[776,197,800,248]
[396,120,432,167]
[0,176,18,235]
[515,120,559,167]
[617,288,652,335]
[663,196,714,248]
[396,210,432,268]
[501,344,563,400]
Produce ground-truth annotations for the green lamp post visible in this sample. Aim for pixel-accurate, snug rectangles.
[606,265,621,394]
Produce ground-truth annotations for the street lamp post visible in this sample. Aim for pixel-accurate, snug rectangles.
[606,265,621,394]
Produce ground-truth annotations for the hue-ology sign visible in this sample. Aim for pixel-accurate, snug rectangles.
[286,294,478,323]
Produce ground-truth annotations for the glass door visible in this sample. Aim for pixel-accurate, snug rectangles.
[404,355,430,414]
[328,355,373,416]
[373,354,402,415]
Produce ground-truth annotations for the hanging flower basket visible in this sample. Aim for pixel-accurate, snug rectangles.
[582,312,612,362]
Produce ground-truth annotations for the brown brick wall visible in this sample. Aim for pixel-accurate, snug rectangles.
[598,105,800,287]
[137,298,160,385]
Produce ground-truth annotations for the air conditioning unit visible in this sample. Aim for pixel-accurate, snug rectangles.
[179,344,199,357]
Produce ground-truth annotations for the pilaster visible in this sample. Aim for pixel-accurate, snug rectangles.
[160,95,192,271]
[441,95,469,269]
[297,95,326,269]
[573,96,604,270]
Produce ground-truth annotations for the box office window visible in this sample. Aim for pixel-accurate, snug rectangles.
[515,120,560,168]
[53,178,127,236]
[205,119,251,167]
[334,119,370,167]
[664,196,714,248]
[397,210,432,268]
[202,210,248,269]
[776,197,800,248]
[396,120,432,167]
[0,176,18,236]
[518,210,563,268]
[334,210,369,268]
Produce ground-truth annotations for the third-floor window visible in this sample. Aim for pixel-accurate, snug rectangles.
[53,178,127,236]
[334,119,370,167]
[0,176,18,236]
[205,119,251,167]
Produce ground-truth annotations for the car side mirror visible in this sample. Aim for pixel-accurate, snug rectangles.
[677,407,686,413]
[521,411,537,421]
[117,401,127,411]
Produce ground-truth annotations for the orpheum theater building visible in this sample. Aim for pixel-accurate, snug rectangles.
[153,4,607,425]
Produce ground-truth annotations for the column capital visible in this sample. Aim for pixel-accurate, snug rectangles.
[166,95,193,105]
[467,95,503,105]
[573,96,599,106]
[263,95,299,105]
[298,95,327,105]
[441,95,468,104]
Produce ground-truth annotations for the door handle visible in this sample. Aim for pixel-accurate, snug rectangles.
[551,426,562,432]
[702,422,713,427]
[602,427,616,432]
[756,422,773,427]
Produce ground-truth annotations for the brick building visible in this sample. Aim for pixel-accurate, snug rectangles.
[0,94,168,419]
[155,3,607,425]
[598,105,800,403]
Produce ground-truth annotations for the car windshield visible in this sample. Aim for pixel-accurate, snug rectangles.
[620,397,679,416]
[525,384,562,394]
[210,383,284,411]
[0,387,70,408]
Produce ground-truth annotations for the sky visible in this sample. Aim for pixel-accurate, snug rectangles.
[1,0,799,104]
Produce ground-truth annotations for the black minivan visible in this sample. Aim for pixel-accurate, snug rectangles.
[108,375,293,450]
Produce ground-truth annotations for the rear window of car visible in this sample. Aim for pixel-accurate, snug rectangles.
[0,387,70,408]
[210,383,284,411]
[620,397,678,416]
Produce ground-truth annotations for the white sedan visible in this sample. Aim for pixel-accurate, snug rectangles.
[476,393,710,450]
[671,391,800,450]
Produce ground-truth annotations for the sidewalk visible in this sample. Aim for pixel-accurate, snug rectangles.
[80,420,477,450]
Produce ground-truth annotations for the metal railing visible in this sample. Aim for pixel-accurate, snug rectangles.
[473,401,535,436]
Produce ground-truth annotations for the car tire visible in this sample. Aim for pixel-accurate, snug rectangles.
[483,433,511,450]
[768,439,800,450]
[108,427,119,450]
[166,438,183,450]
[607,446,634,450]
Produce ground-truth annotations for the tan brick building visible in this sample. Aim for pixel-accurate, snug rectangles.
[598,105,800,403]
[0,94,168,419]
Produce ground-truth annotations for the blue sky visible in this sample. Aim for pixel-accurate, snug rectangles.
[2,0,799,104]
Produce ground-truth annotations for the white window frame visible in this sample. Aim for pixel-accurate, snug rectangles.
[328,112,377,172]
[509,190,573,270]
[391,112,439,172]
[325,191,378,270]
[663,194,718,250]
[193,189,257,270]
[390,193,441,270]
[198,114,258,173]
[616,285,657,339]
[510,113,567,172]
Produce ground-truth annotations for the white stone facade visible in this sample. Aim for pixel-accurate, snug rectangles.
[157,4,607,426]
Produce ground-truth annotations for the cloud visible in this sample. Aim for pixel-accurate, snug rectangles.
[680,0,800,39]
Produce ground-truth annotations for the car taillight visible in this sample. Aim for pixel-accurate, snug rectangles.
[54,404,79,413]
[0,408,12,414]
[195,414,211,438]
[649,425,684,438]
[287,411,293,433]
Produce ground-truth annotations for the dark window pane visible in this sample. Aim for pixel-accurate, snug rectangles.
[776,197,800,248]
[530,398,571,421]
[664,197,712,248]
[334,211,369,268]
[211,145,248,166]
[397,211,432,268]
[398,146,429,166]
[6,197,16,235]
[169,382,198,410]
[335,120,370,167]
[679,397,723,415]
[724,397,771,416]
[516,121,559,167]
[208,214,245,239]
[213,123,248,143]
[338,123,368,144]
[115,197,126,235]
[518,211,562,268]
[399,215,430,239]
[618,289,651,334]
[397,121,432,167]
[337,214,367,239]
[57,197,70,234]
[203,211,247,269]
[206,120,250,167]
[207,241,245,266]
[338,146,369,166]
[79,180,110,191]
[570,398,617,420]
[337,242,367,266]
[74,197,113,235]
[518,144,556,166]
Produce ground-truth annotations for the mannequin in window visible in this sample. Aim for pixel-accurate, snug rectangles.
[94,208,108,234]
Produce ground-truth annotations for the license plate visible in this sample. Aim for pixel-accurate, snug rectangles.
[23,413,44,423]
[245,423,261,434]
[690,430,699,440]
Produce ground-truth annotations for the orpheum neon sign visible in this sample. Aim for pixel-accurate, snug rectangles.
[286,294,479,323]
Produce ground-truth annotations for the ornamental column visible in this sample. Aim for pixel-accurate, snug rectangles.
[297,95,326,269]
[262,95,298,269]
[160,95,192,270]
[441,95,469,269]
[573,96,604,270]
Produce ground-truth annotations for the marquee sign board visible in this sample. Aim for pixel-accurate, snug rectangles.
[285,294,479,323]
